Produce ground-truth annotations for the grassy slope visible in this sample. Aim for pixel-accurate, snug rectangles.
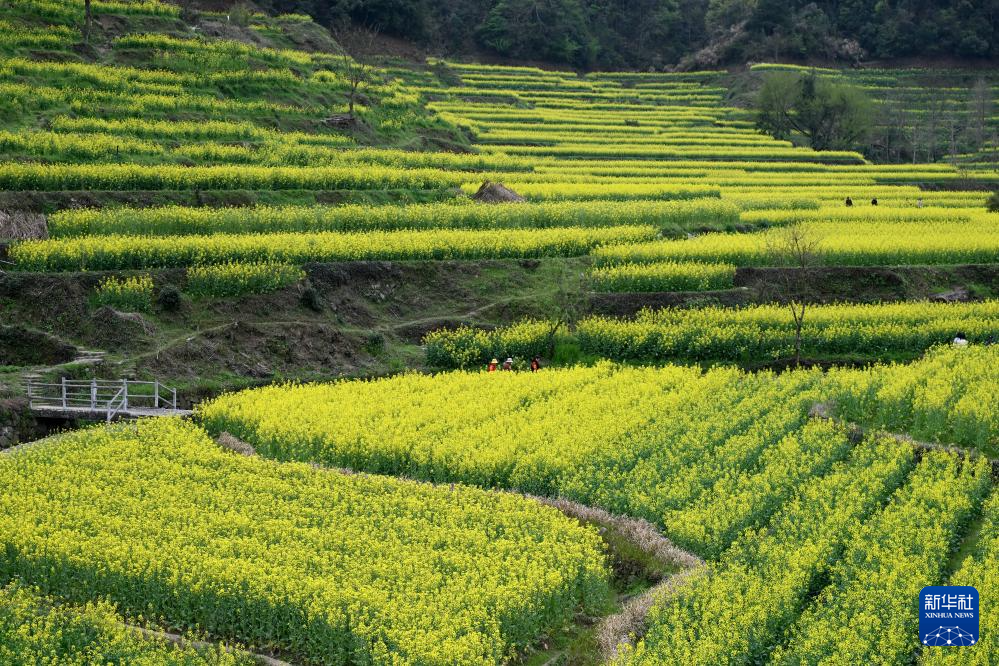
[6,259,999,403]
[0,258,588,399]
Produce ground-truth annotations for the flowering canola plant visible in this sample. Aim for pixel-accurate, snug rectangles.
[0,582,250,665]
[0,419,610,665]
[576,301,999,363]
[12,225,656,271]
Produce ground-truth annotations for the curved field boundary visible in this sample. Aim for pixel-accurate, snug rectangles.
[214,432,706,663]
[810,402,999,477]
[125,625,295,666]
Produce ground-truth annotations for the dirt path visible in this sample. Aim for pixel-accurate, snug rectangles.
[104,291,546,369]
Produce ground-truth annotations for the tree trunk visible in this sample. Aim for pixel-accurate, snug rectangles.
[348,77,359,116]
[793,302,805,367]
[546,321,561,359]
[794,323,802,367]
[84,0,92,43]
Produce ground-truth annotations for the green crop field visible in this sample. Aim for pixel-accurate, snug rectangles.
[1,0,998,663]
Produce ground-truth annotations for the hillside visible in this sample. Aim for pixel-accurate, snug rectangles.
[258,0,999,71]
[1,0,470,171]
[1,1,999,664]
[2,19,998,394]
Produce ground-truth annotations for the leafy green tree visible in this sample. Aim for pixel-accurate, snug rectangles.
[756,71,873,151]
[755,71,799,141]
[475,0,596,67]
[987,191,999,214]
[705,0,755,36]
[260,0,999,68]
[349,0,429,38]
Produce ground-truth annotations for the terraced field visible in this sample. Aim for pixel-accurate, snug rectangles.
[4,34,997,345]
[1,0,998,664]
[198,347,999,663]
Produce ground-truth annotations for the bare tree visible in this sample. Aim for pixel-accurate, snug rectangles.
[766,224,823,367]
[340,51,367,117]
[946,102,961,159]
[911,111,929,164]
[966,77,993,152]
[330,28,378,119]
[923,91,946,162]
[874,91,907,163]
[546,264,588,358]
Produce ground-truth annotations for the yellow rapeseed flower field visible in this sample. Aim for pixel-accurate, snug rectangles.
[0,418,610,665]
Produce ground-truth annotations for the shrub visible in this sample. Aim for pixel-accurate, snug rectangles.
[300,281,322,312]
[155,284,182,312]
[365,332,386,355]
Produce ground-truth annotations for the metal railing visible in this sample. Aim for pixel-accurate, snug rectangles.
[26,378,181,422]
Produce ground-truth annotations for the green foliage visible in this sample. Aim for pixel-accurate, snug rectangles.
[260,0,999,69]
[772,451,991,664]
[626,434,915,665]
[576,300,999,364]
[828,345,999,453]
[197,357,999,663]
[47,200,737,237]
[227,3,255,26]
[594,213,999,269]
[988,191,999,213]
[757,71,874,151]
[476,0,596,68]
[156,283,183,312]
[0,163,465,192]
[198,362,823,518]
[4,4,999,664]
[0,5,465,149]
[589,261,735,292]
[13,226,656,271]
[345,0,430,38]
[926,489,999,665]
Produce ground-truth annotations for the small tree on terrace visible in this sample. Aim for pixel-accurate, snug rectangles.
[340,50,367,116]
[987,191,999,213]
[545,264,588,358]
[756,70,873,151]
[331,29,377,119]
[765,224,823,367]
